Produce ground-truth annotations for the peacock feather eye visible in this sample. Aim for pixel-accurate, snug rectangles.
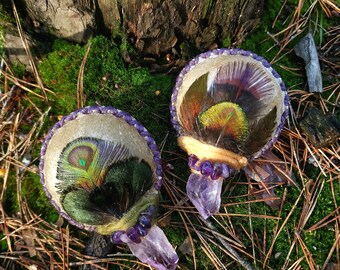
[171,49,290,218]
[40,106,178,270]
[67,145,94,170]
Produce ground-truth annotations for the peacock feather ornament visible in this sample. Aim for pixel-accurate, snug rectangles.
[170,49,292,218]
[40,106,178,270]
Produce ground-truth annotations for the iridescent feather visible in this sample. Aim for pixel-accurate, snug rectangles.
[179,59,278,156]
[197,101,249,145]
[56,137,153,225]
[56,137,130,192]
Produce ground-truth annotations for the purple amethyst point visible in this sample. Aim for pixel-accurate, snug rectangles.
[120,225,178,270]
[186,172,223,219]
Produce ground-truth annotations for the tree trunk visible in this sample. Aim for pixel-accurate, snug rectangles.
[118,0,263,55]
[19,0,263,56]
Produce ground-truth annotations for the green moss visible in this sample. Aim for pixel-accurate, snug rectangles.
[21,172,59,222]
[2,172,20,215]
[0,233,9,252]
[38,39,84,115]
[222,36,232,48]
[38,35,176,146]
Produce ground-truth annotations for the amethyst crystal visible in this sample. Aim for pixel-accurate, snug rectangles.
[120,225,179,270]
[186,173,223,219]
[170,49,291,218]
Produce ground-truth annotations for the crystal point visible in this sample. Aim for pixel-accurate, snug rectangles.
[120,225,178,270]
[186,172,223,219]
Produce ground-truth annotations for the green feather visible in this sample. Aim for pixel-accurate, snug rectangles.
[57,137,155,225]
[197,101,249,143]
[62,189,115,225]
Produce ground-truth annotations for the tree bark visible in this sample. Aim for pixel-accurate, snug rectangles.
[119,0,263,55]
[19,0,263,55]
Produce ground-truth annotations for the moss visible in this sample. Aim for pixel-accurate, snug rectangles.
[2,172,20,215]
[21,172,59,222]
[38,35,176,147]
[38,39,84,115]
[222,36,232,48]
[11,62,26,78]
[0,233,9,252]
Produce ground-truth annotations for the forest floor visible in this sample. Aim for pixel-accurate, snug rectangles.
[1,1,340,270]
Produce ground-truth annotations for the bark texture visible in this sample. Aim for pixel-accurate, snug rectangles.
[20,0,263,55]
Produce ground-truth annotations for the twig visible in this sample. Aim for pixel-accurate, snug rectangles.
[199,216,257,270]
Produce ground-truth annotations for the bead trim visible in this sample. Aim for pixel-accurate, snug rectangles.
[110,205,156,244]
[188,154,234,180]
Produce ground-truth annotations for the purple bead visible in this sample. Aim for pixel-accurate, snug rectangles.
[230,49,237,55]
[135,224,148,236]
[153,156,161,163]
[200,161,213,176]
[126,227,141,243]
[145,205,156,216]
[154,180,162,190]
[156,165,163,176]
[262,60,271,68]
[211,164,222,180]
[115,110,123,117]
[139,214,152,228]
[111,231,124,244]
[188,155,199,170]
[221,163,232,178]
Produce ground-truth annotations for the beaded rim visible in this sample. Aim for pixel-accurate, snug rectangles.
[170,48,289,161]
[39,106,163,231]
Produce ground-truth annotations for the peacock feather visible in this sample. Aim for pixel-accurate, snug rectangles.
[56,137,130,193]
[55,137,153,225]
[197,101,249,147]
